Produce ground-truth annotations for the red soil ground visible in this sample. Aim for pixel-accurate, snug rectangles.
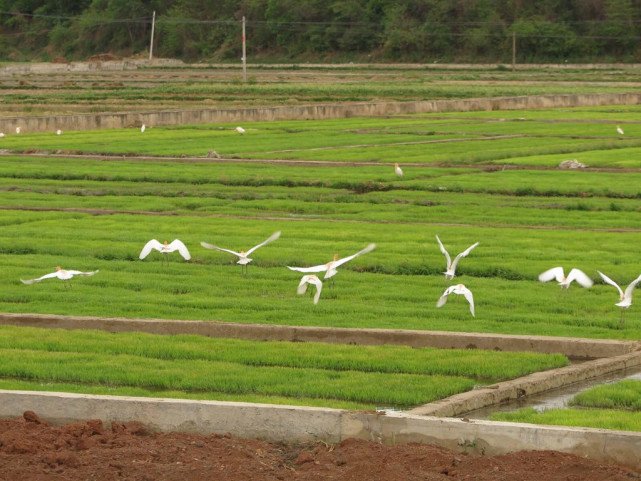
[0,411,638,481]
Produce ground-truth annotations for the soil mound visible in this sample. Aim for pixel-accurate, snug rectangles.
[0,413,638,481]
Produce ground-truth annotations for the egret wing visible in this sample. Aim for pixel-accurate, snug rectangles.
[297,276,310,295]
[66,270,99,277]
[200,242,242,258]
[332,243,376,268]
[435,235,451,268]
[538,267,565,283]
[566,268,593,288]
[450,242,479,272]
[139,239,163,259]
[624,274,641,299]
[246,231,281,256]
[309,277,323,304]
[462,287,475,317]
[20,272,58,284]
[287,265,327,273]
[436,286,455,307]
[598,271,624,298]
[168,239,191,260]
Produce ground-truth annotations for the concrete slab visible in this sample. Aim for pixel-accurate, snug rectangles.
[0,312,637,359]
[1,390,640,470]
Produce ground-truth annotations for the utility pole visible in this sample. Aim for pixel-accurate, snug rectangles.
[242,16,247,82]
[511,31,516,71]
[149,10,156,61]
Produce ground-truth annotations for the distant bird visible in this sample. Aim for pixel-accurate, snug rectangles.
[616,125,624,136]
[435,235,479,280]
[141,124,146,133]
[287,243,376,281]
[538,267,593,288]
[598,271,641,324]
[436,284,475,317]
[394,163,403,177]
[55,129,62,135]
[235,126,246,134]
[21,266,98,287]
[0,133,4,138]
[200,231,281,274]
[139,239,191,261]
[297,275,323,305]
[15,127,21,134]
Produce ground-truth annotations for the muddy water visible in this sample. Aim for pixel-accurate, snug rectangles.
[467,365,641,419]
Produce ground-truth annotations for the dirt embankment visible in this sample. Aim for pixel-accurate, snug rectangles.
[0,411,638,481]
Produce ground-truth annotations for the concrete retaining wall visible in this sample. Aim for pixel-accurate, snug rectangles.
[410,350,641,417]
[1,390,640,470]
[0,312,637,359]
[1,93,640,132]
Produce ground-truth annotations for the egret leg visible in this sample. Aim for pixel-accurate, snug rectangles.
[620,309,626,327]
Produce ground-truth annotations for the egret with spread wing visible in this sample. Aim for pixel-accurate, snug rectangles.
[21,266,98,288]
[201,231,281,274]
[287,243,376,282]
[297,275,322,305]
[598,271,641,325]
[139,239,191,262]
[538,267,593,288]
[436,284,475,317]
[435,235,479,280]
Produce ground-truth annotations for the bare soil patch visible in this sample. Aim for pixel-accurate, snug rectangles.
[0,412,638,481]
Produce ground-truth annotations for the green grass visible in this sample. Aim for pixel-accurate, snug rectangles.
[490,407,641,432]
[0,326,568,409]
[570,380,641,411]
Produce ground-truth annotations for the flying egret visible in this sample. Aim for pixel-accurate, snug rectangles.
[436,284,475,317]
[21,267,98,288]
[287,243,376,282]
[55,129,62,135]
[598,271,641,324]
[15,127,21,134]
[394,163,403,177]
[141,124,146,133]
[297,275,322,305]
[435,235,479,280]
[139,239,191,262]
[235,126,246,134]
[200,231,281,274]
[616,125,625,136]
[538,267,593,288]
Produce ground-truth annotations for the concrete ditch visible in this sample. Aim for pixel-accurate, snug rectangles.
[0,390,640,470]
[1,92,640,132]
[409,350,641,417]
[0,312,638,359]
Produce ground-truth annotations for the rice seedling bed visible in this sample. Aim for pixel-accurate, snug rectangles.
[0,325,568,409]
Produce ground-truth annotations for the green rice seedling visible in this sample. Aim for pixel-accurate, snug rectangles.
[490,407,641,432]
[570,380,641,411]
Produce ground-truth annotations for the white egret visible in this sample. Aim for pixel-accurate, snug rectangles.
[435,235,479,280]
[21,267,98,287]
[139,239,191,262]
[598,270,641,325]
[15,127,21,134]
[235,126,246,134]
[436,284,475,316]
[538,267,593,288]
[297,275,322,305]
[0,133,4,138]
[56,129,62,135]
[200,231,281,274]
[616,125,625,136]
[287,243,376,282]
[394,163,403,177]
[141,124,146,133]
